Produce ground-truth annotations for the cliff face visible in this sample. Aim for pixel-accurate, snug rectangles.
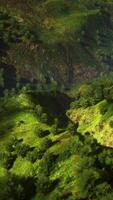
[0,0,113,89]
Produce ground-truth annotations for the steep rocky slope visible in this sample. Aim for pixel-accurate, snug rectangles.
[0,0,113,89]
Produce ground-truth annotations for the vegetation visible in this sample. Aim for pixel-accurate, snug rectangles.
[1,1,113,200]
[0,83,113,199]
[1,0,113,88]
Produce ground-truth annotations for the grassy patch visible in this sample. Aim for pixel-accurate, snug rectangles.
[68,100,113,146]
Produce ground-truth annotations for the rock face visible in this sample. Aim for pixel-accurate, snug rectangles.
[0,1,113,89]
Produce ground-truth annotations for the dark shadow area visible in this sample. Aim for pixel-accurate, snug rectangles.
[29,91,73,127]
[0,175,36,200]
[2,63,16,89]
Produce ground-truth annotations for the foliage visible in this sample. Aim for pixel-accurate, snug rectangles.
[1,90,113,199]
[67,121,79,135]
[1,1,113,199]
[16,144,31,157]
[40,138,53,151]
[27,148,43,163]
[35,127,50,138]
[0,173,36,200]
[70,76,113,109]
[0,0,112,89]
[39,152,58,176]
[35,105,48,123]
[51,118,59,135]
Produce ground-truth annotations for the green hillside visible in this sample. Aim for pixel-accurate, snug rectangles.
[1,1,113,200]
[68,99,113,146]
[1,90,113,200]
[67,76,113,146]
